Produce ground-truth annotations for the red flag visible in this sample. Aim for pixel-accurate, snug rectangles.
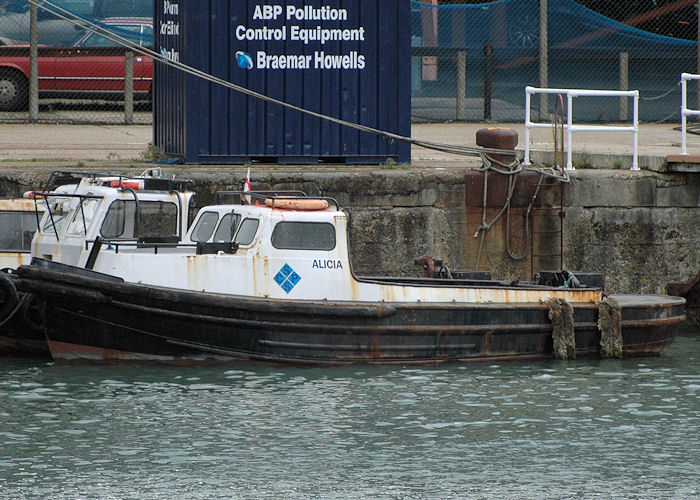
[243,167,251,204]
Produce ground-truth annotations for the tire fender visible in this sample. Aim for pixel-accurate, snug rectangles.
[0,272,19,322]
[20,293,46,332]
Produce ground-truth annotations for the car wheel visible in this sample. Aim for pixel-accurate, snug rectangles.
[0,70,28,111]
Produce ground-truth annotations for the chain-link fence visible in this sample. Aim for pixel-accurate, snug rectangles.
[412,0,699,123]
[0,0,698,125]
[0,0,152,124]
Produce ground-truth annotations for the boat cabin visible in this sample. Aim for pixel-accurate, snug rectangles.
[32,171,195,268]
[0,198,43,270]
[50,189,602,305]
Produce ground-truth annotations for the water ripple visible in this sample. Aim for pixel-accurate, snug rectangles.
[0,335,698,499]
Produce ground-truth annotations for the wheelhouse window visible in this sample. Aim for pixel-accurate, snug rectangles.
[191,212,219,242]
[233,218,259,246]
[0,211,40,251]
[41,199,70,234]
[100,200,178,239]
[213,213,242,243]
[271,222,336,250]
[65,198,100,236]
[191,212,244,243]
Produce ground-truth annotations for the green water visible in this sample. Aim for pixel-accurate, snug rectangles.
[1,334,698,499]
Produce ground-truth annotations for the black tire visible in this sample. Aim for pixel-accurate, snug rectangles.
[0,272,19,321]
[19,293,46,333]
[0,69,28,111]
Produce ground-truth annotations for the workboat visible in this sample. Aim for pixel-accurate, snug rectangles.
[13,186,686,364]
[0,197,45,355]
[0,169,194,356]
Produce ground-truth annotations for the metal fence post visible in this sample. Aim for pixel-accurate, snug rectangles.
[29,3,39,122]
[483,43,493,121]
[682,74,688,155]
[566,93,574,170]
[538,0,548,121]
[456,51,466,121]
[125,51,134,125]
[619,52,628,121]
[524,87,532,165]
[631,91,639,170]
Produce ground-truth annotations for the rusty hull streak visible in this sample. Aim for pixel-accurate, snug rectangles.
[377,283,602,305]
[186,254,200,290]
[250,243,268,297]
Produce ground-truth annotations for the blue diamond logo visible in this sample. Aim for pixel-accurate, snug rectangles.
[275,263,301,294]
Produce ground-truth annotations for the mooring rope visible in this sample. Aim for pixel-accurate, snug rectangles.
[471,153,564,269]
[0,289,28,329]
[472,157,520,270]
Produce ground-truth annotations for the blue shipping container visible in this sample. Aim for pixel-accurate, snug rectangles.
[154,0,411,164]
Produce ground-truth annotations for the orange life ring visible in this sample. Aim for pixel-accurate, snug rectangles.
[264,198,329,210]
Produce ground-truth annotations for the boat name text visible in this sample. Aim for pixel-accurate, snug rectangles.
[312,259,343,270]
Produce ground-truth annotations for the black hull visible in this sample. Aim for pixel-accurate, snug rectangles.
[15,265,685,365]
[0,329,49,357]
[0,279,50,357]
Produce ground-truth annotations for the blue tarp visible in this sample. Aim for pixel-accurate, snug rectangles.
[412,0,694,55]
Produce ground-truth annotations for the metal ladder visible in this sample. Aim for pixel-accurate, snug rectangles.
[529,93,566,278]
[529,180,564,278]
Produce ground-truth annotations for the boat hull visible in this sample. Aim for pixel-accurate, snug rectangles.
[15,265,685,365]
[0,278,50,357]
[0,327,49,357]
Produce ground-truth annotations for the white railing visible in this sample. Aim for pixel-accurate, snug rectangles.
[524,87,640,171]
[680,73,700,155]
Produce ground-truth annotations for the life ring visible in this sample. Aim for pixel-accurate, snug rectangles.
[19,293,46,333]
[265,198,329,211]
[0,272,19,323]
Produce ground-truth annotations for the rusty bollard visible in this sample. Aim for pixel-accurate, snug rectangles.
[414,256,443,279]
[476,127,518,166]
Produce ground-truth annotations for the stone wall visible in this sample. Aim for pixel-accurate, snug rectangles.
[1,166,697,297]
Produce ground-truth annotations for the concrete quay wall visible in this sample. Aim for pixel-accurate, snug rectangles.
[0,167,697,298]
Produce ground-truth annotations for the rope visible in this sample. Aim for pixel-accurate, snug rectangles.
[0,292,28,329]
[472,158,520,270]
[639,82,680,101]
[505,172,544,261]
[646,109,680,125]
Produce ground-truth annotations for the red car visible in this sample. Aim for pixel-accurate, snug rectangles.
[0,18,153,111]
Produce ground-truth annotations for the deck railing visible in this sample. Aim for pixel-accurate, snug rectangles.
[524,87,640,171]
[680,73,700,155]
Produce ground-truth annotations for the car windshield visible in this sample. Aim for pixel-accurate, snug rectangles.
[72,22,153,47]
